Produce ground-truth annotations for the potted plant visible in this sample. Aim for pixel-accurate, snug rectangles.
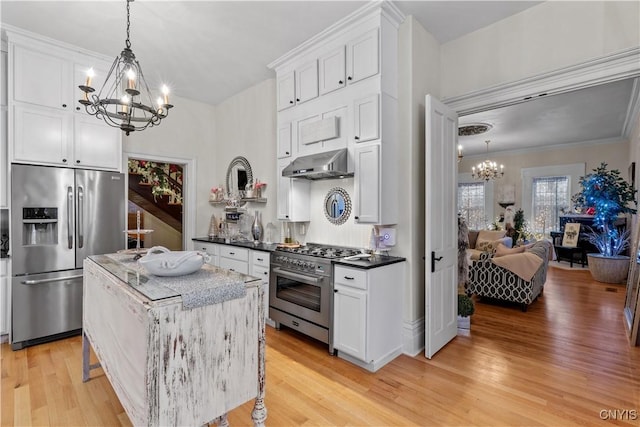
[457,294,475,329]
[572,162,637,283]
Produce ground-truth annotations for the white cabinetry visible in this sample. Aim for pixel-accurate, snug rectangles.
[318,46,346,95]
[250,251,272,324]
[7,31,122,171]
[346,28,379,85]
[1,48,8,208]
[333,261,404,372]
[277,122,292,158]
[219,246,249,274]
[276,60,319,112]
[269,3,402,225]
[353,144,380,223]
[353,94,379,143]
[195,241,220,267]
[277,158,310,221]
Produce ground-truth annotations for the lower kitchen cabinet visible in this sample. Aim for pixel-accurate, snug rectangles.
[219,246,249,274]
[250,250,273,325]
[333,261,404,372]
[195,241,220,267]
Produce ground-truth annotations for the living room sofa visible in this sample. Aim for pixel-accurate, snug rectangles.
[465,230,551,312]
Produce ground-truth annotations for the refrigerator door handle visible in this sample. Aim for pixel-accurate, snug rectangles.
[67,186,74,249]
[77,185,84,248]
[21,274,84,285]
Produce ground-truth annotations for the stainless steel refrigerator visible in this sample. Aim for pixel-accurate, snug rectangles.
[10,164,125,349]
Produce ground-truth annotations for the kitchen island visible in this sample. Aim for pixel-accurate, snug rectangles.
[82,254,266,426]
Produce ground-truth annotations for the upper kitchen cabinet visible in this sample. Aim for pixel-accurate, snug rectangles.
[6,30,122,171]
[269,2,403,225]
[345,28,379,86]
[276,60,318,111]
[318,46,346,96]
[1,47,8,208]
[277,158,310,221]
[277,122,292,158]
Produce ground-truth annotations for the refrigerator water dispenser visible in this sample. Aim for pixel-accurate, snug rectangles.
[22,208,58,246]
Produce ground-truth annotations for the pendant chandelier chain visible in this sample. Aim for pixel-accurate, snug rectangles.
[125,0,131,49]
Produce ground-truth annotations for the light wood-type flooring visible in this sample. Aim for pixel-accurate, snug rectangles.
[2,266,639,426]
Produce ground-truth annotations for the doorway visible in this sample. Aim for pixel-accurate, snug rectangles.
[125,152,196,251]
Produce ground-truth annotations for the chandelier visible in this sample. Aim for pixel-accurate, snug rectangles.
[78,0,173,135]
[472,140,504,181]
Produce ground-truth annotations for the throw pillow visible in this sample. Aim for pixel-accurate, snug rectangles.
[475,239,505,253]
[475,230,507,253]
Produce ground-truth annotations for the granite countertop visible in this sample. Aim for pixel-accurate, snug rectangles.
[332,254,406,269]
[192,237,277,252]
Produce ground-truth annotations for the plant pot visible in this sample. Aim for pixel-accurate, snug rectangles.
[587,253,630,284]
[457,315,470,329]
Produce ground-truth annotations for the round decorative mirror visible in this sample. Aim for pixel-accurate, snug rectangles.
[226,156,253,199]
[324,187,351,225]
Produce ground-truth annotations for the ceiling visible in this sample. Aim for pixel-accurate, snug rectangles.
[458,78,639,157]
[0,1,541,107]
[2,1,635,154]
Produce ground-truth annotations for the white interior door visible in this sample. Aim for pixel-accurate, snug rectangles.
[425,95,458,359]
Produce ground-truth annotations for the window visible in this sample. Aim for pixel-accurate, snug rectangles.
[458,182,487,230]
[531,176,570,236]
[522,163,585,237]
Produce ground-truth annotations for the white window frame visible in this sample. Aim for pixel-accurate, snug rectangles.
[458,172,494,229]
[521,163,586,228]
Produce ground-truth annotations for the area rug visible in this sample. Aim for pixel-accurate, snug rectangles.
[548,260,589,271]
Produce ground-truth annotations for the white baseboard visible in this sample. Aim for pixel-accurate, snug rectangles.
[336,347,403,372]
[402,317,425,357]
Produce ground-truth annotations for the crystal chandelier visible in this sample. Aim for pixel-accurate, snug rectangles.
[472,140,504,181]
[78,0,173,135]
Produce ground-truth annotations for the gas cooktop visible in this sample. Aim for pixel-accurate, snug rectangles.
[275,243,362,259]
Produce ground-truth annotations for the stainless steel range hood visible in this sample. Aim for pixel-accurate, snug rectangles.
[282,149,353,180]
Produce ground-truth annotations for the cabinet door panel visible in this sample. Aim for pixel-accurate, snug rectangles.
[319,46,346,95]
[277,71,295,111]
[219,257,248,274]
[74,115,121,170]
[354,94,379,143]
[347,28,379,84]
[277,122,292,158]
[334,284,367,361]
[295,60,318,104]
[13,104,71,166]
[13,45,70,109]
[277,159,290,220]
[354,144,379,224]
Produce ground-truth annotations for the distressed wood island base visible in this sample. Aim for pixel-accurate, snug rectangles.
[82,256,266,426]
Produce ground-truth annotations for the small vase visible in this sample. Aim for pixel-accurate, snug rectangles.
[251,210,263,243]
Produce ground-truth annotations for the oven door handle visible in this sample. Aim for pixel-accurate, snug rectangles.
[272,267,321,284]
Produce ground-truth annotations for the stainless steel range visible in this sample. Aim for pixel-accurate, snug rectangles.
[269,243,361,354]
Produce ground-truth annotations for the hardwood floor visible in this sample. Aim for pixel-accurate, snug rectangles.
[2,266,639,426]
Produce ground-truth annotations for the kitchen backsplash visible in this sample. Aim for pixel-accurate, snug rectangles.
[292,178,373,250]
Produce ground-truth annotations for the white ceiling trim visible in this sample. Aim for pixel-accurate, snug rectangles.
[444,47,640,116]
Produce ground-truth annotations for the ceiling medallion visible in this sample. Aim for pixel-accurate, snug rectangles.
[458,123,493,137]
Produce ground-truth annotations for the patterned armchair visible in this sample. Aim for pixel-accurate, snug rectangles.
[465,241,551,312]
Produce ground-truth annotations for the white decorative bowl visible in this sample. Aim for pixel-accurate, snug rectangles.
[138,246,208,277]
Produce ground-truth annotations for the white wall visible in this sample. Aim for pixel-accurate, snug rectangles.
[441,1,640,99]
[397,16,441,351]
[125,94,216,241]
[210,79,278,237]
